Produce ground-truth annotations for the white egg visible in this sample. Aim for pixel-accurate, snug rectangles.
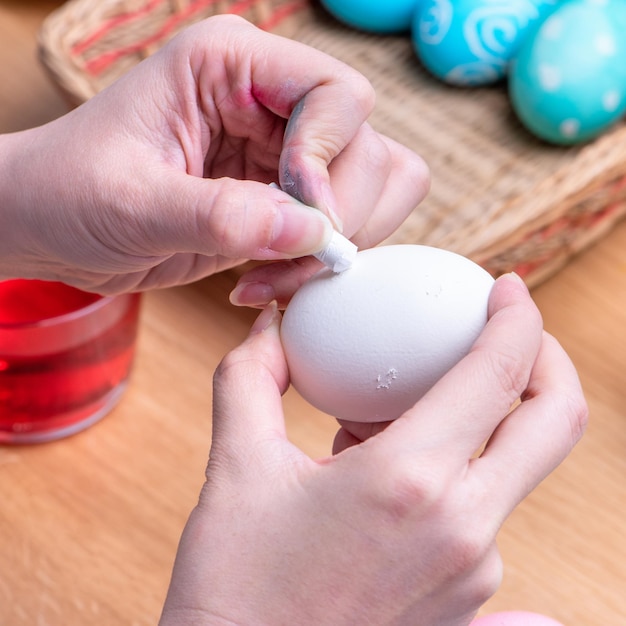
[281,245,495,423]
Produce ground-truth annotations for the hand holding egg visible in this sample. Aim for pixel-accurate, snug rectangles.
[281,245,494,422]
[174,266,586,625]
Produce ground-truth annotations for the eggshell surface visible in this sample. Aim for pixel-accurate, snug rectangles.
[321,0,421,33]
[413,0,558,85]
[281,245,494,423]
[510,0,626,144]
[471,611,564,626]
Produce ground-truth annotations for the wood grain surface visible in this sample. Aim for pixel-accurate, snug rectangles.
[0,3,624,624]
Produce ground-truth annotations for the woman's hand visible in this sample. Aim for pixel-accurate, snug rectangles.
[0,15,428,295]
[159,274,588,626]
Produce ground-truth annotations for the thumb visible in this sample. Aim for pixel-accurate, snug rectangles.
[210,302,293,469]
[159,175,333,261]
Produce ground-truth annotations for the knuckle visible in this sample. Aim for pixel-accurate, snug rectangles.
[475,344,531,404]
[571,395,589,443]
[213,350,262,406]
[466,548,503,605]
[213,348,244,384]
[372,458,445,521]
[444,529,493,578]
[557,384,589,448]
[539,334,589,447]
[352,73,376,116]
[205,184,271,258]
[332,65,375,117]
[214,338,260,385]
[214,331,285,396]
[403,152,431,201]
[364,133,392,175]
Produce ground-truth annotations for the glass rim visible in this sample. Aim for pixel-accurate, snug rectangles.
[0,291,141,357]
[0,292,122,330]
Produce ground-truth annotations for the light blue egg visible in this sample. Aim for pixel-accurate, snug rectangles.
[321,0,422,33]
[412,0,559,86]
[510,0,626,145]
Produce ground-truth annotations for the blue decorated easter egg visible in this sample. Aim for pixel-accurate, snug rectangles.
[321,0,422,33]
[412,0,558,86]
[509,0,626,144]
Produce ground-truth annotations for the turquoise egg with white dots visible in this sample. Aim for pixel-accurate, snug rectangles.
[412,0,559,86]
[510,0,626,145]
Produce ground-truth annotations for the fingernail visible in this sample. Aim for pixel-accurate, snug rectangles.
[230,281,276,307]
[250,300,279,334]
[319,183,344,232]
[271,201,333,256]
[496,272,529,294]
[502,271,527,286]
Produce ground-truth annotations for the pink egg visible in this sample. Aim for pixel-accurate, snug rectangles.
[471,612,564,626]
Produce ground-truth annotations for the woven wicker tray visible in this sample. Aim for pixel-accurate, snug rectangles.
[38,0,626,287]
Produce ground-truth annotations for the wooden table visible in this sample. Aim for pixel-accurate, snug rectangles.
[1,3,624,624]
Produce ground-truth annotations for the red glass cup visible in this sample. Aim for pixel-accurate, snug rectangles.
[0,279,141,444]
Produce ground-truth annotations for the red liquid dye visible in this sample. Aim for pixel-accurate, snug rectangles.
[0,280,140,443]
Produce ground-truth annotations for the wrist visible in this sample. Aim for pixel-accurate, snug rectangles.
[0,128,40,280]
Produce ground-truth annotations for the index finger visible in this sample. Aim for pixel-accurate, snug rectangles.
[241,24,376,225]
[278,75,375,227]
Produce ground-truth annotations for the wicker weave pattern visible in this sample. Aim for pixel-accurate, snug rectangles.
[38,0,310,105]
[38,0,626,287]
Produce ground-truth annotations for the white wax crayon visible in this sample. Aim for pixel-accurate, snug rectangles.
[313,230,357,273]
